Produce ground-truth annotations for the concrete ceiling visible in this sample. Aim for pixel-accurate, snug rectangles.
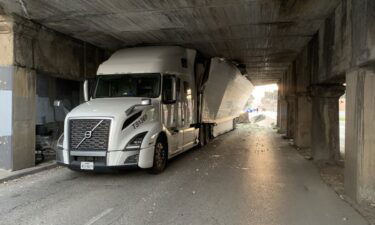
[0,0,339,85]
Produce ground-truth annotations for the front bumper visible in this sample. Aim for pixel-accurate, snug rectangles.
[57,161,138,172]
[56,146,155,170]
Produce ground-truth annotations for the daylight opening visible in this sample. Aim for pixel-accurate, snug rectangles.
[243,84,278,127]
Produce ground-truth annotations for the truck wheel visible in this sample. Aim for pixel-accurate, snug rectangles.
[148,138,167,174]
[199,125,206,147]
[204,124,211,144]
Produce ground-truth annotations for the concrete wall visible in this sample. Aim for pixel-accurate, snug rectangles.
[277,74,288,134]
[305,0,375,203]
[0,15,107,171]
[12,16,107,80]
[279,35,319,148]
[345,68,375,203]
[12,67,36,169]
[0,15,14,170]
[294,44,313,148]
[280,0,349,151]
[344,0,375,204]
[284,63,297,139]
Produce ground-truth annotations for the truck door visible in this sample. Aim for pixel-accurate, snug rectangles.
[175,78,184,151]
[162,75,184,154]
[182,80,197,148]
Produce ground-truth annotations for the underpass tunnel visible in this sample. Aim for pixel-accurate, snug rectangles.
[0,0,374,206]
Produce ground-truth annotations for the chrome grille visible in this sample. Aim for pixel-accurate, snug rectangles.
[69,119,111,151]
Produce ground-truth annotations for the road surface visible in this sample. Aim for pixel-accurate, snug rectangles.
[0,124,367,225]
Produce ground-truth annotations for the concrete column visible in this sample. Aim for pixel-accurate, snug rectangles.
[0,14,106,171]
[286,95,296,139]
[311,85,345,161]
[0,15,36,170]
[294,93,312,148]
[277,93,281,127]
[12,67,36,170]
[278,97,288,134]
[0,15,14,170]
[345,68,375,203]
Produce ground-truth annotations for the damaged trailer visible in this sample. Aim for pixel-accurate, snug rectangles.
[199,57,254,140]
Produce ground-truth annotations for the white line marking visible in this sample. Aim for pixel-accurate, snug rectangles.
[84,208,113,225]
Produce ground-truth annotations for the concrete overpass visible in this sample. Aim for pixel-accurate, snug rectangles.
[0,0,374,206]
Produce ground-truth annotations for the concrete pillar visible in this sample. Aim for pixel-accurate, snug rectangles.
[277,78,288,134]
[0,14,106,171]
[278,98,288,134]
[345,68,375,203]
[12,67,36,170]
[285,95,296,139]
[0,15,36,170]
[277,93,281,127]
[0,15,14,170]
[311,85,345,161]
[294,93,312,148]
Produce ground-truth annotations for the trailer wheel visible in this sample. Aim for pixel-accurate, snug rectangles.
[205,124,211,144]
[148,137,167,174]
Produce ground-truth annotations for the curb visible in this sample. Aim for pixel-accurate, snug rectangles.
[0,161,58,183]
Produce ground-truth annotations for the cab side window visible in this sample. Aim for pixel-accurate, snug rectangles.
[162,75,177,104]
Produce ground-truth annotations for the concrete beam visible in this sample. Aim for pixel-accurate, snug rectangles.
[352,0,375,67]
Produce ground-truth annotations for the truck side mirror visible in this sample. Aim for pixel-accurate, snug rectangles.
[83,80,89,102]
[83,78,96,102]
[53,99,70,115]
[53,100,62,107]
[162,75,177,104]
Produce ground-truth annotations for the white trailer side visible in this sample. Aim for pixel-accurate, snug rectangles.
[201,58,253,137]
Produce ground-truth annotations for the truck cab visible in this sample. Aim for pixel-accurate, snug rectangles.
[56,46,200,173]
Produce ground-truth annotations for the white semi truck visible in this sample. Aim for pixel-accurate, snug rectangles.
[56,46,253,173]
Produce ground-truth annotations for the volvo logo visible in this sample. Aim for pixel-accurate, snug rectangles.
[84,131,92,139]
[75,120,104,149]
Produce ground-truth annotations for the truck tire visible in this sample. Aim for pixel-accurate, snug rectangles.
[199,125,206,147]
[205,124,211,144]
[148,137,167,174]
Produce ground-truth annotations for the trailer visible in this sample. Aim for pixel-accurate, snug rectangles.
[199,58,253,140]
[56,46,253,173]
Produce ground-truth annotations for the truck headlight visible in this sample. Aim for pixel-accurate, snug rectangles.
[125,132,148,151]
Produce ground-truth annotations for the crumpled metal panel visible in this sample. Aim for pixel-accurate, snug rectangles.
[202,58,253,123]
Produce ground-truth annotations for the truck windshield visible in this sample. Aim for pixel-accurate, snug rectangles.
[94,73,161,98]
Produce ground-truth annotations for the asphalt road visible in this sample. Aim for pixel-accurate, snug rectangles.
[0,124,368,225]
